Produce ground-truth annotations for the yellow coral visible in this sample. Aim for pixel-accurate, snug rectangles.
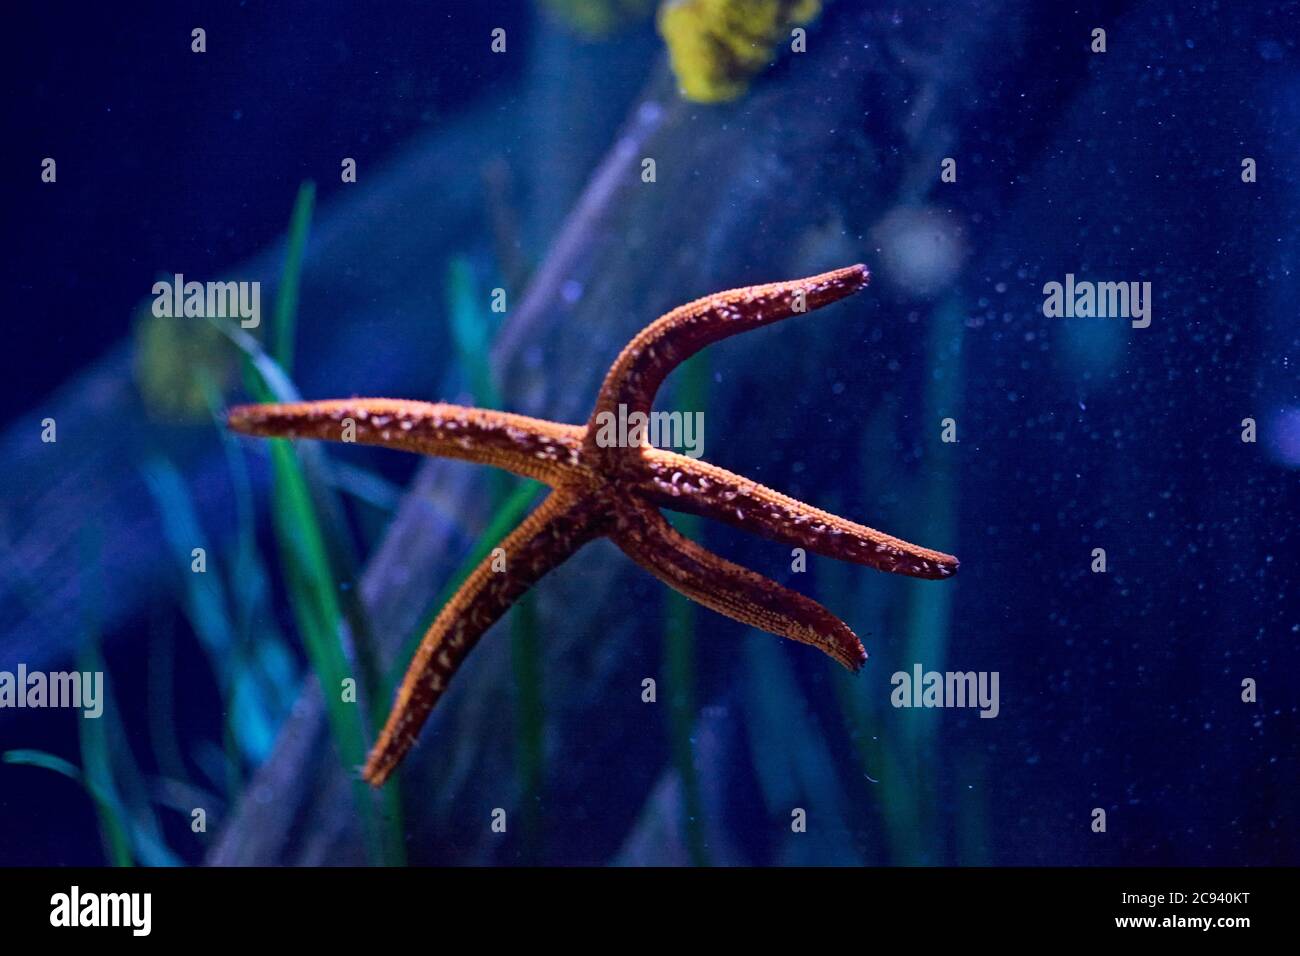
[658,0,821,103]
[540,0,655,36]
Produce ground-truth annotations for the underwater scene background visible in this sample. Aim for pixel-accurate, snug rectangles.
[2,0,1297,866]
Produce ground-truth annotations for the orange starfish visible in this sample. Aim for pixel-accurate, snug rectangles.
[227,264,958,786]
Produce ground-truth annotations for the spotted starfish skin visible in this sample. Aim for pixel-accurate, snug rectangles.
[227,264,958,786]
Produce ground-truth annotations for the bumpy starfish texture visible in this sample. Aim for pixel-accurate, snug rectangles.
[227,264,958,786]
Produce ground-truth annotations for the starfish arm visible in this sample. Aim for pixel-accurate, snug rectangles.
[639,450,959,580]
[611,499,866,671]
[227,399,585,486]
[584,264,870,462]
[363,490,601,786]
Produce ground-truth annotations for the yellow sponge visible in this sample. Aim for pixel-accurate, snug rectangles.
[658,0,822,103]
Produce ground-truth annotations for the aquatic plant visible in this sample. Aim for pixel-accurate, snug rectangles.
[216,184,402,864]
[657,0,821,103]
[448,255,547,857]
[895,295,963,863]
[447,257,503,408]
[4,552,180,867]
[660,349,711,865]
[143,454,295,771]
[829,296,969,865]
[3,749,133,866]
[270,182,315,376]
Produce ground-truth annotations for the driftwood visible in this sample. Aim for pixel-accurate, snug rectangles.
[203,2,1132,864]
